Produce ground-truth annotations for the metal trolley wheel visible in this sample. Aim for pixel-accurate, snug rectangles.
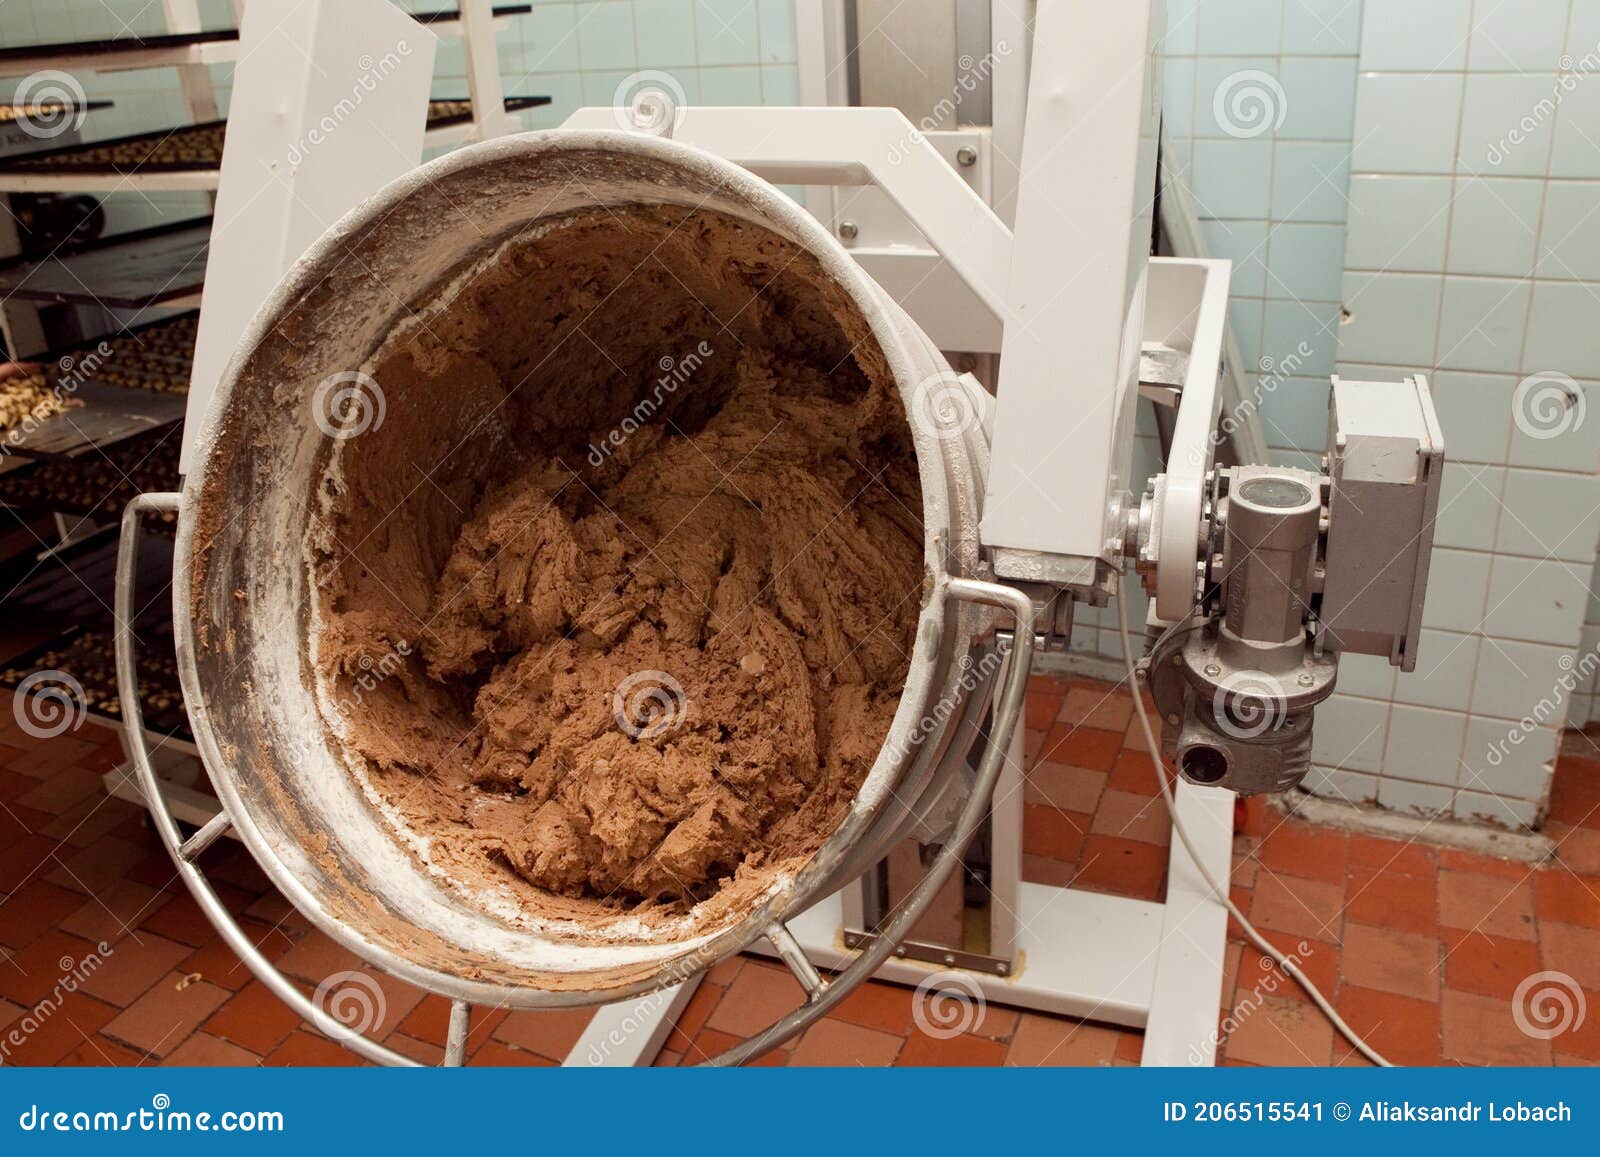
[116,490,1036,1068]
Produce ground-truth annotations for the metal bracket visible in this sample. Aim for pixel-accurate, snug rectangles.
[840,930,1013,977]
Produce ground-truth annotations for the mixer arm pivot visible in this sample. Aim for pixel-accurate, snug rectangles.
[703,576,1035,1066]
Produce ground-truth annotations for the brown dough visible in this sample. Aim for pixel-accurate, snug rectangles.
[312,205,924,929]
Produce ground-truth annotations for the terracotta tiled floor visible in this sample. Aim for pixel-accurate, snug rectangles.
[2,674,1597,1067]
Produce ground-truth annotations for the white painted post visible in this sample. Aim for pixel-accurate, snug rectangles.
[180,0,436,471]
[458,0,514,142]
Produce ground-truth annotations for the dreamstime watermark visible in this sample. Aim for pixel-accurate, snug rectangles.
[312,371,386,439]
[886,647,1007,766]
[911,970,986,1039]
[1481,645,1600,768]
[17,1094,283,1134]
[612,669,688,739]
[11,669,87,739]
[1210,669,1288,740]
[581,942,721,1064]
[910,370,984,443]
[1191,938,1313,1063]
[1194,341,1317,468]
[886,43,1013,165]
[286,43,416,165]
[1512,970,1586,1040]
[1212,69,1288,139]
[1512,371,1585,440]
[1486,42,1600,166]
[613,70,689,134]
[2,341,113,458]
[10,70,88,140]
[0,944,114,1062]
[330,641,413,718]
[586,340,714,466]
[312,970,387,1036]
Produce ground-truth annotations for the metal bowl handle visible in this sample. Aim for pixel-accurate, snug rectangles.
[702,576,1036,1066]
[115,492,445,1066]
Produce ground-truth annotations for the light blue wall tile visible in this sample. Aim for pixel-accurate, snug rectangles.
[1483,557,1590,645]
[1262,299,1341,374]
[1496,469,1600,562]
[760,64,798,105]
[632,0,698,68]
[1469,0,1570,72]
[1471,638,1579,719]
[581,68,637,105]
[576,1,637,71]
[1190,137,1273,218]
[1508,379,1600,472]
[757,0,796,64]
[1448,176,1545,276]
[695,0,761,67]
[1433,463,1504,551]
[1267,221,1347,299]
[1313,694,1390,772]
[525,3,583,72]
[1458,73,1561,177]
[1422,547,1491,631]
[1196,0,1284,56]
[1345,174,1451,272]
[1277,57,1358,140]
[1163,57,1198,138]
[1538,179,1600,280]
[1229,299,1265,367]
[1193,56,1276,137]
[1353,74,1463,175]
[1164,0,1202,56]
[1202,218,1269,295]
[1460,716,1556,797]
[1429,370,1515,463]
[698,64,761,105]
[1551,80,1600,178]
[1359,0,1471,70]
[1436,276,1532,373]
[1526,281,1600,375]
[1338,272,1442,365]
[1569,3,1600,61]
[521,72,585,128]
[1282,0,1362,56]
[1305,766,1380,804]
[1383,705,1467,782]
[1270,142,1352,222]
[1258,375,1331,450]
[1455,790,1539,828]
[1338,651,1399,700]
[1376,775,1456,817]
[1393,629,1479,711]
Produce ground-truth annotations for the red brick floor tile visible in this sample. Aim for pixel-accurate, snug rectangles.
[703,954,743,987]
[1257,819,1349,885]
[1115,1030,1143,1063]
[1022,761,1106,814]
[59,879,169,945]
[1249,871,1344,942]
[1550,823,1600,875]
[396,993,507,1049]
[202,980,304,1055]
[470,1040,557,1066]
[263,1030,363,1067]
[1340,923,1440,1001]
[684,1027,786,1066]
[58,1036,149,1066]
[163,1031,261,1066]
[0,930,103,1005]
[1057,687,1135,731]
[1237,930,1340,1005]
[0,880,84,948]
[788,1017,903,1066]
[1548,989,1599,1061]
[0,991,118,1065]
[652,1048,684,1067]
[1331,986,1441,1066]
[1347,832,1437,880]
[273,929,364,984]
[16,767,105,816]
[897,1029,1008,1066]
[1038,725,1122,772]
[662,977,724,1053]
[1532,871,1600,928]
[1106,747,1172,796]
[1021,804,1089,861]
[1006,1014,1122,1066]
[1090,789,1171,845]
[1073,834,1167,900]
[0,834,61,894]
[1441,989,1552,1066]
[1346,864,1437,935]
[300,968,426,1043]
[102,971,229,1057]
[378,1033,443,1066]
[831,979,916,1037]
[490,1008,594,1062]
[1548,756,1600,829]
[140,887,250,947]
[44,836,148,896]
[706,960,804,1037]
[1024,689,1064,732]
[1539,920,1600,990]
[1442,928,1544,1000]
[1439,848,1529,880]
[1439,868,1536,940]
[39,794,142,851]
[1022,854,1077,887]
[176,922,273,992]
[78,932,194,1008]
[1222,995,1333,1066]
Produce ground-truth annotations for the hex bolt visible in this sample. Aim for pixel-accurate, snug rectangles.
[1298,672,1316,687]
[1166,713,1182,726]
[1203,663,1222,677]
[955,145,978,167]
[838,220,859,240]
